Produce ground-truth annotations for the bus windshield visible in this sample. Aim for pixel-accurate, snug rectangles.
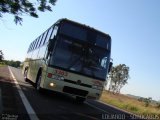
[49,22,111,80]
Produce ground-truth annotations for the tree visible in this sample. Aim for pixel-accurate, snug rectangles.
[144,97,152,107]
[138,97,144,102]
[3,60,21,67]
[156,102,160,109]
[138,97,153,107]
[0,50,4,61]
[108,64,129,93]
[0,0,57,25]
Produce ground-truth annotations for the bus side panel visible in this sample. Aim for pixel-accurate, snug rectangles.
[27,60,34,82]
[40,62,48,89]
[22,51,32,74]
[26,44,47,83]
[37,45,48,86]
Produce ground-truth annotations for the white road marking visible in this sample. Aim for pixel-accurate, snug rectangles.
[8,66,39,120]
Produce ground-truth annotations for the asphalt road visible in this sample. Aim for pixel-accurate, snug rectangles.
[1,67,143,120]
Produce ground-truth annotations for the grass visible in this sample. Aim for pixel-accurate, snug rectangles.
[100,90,160,117]
[0,64,6,67]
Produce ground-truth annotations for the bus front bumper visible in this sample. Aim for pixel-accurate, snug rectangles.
[43,79,102,100]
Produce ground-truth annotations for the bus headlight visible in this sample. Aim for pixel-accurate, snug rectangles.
[50,82,56,87]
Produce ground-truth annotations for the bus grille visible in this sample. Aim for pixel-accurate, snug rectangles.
[64,79,92,88]
[63,86,88,97]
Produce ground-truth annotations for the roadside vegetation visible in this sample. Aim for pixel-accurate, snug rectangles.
[107,64,129,94]
[0,0,57,25]
[0,63,6,67]
[0,60,21,68]
[0,50,21,68]
[100,90,160,117]
[103,63,159,117]
[0,60,21,80]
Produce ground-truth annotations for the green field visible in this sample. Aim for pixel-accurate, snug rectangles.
[0,64,6,67]
[100,91,160,118]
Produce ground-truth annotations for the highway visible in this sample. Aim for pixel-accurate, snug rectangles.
[0,67,143,120]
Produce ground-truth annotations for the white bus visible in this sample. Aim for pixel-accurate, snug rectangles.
[23,18,112,103]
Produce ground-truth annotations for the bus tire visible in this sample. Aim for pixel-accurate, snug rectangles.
[24,69,28,82]
[76,96,86,104]
[36,73,43,92]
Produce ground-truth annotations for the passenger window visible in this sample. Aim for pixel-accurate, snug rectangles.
[34,40,37,50]
[27,44,31,53]
[30,43,32,51]
[32,41,36,50]
[38,35,43,47]
[40,32,48,46]
[50,25,58,39]
[45,27,54,43]
[31,42,34,50]
[36,36,41,48]
[34,39,39,49]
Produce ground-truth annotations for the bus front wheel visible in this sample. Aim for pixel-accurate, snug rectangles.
[36,74,42,92]
[24,69,28,82]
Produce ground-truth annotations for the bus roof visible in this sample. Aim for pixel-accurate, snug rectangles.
[56,18,111,40]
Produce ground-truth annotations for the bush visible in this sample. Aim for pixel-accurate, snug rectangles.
[156,102,160,109]
[0,62,5,65]
[3,60,21,68]
[129,106,139,112]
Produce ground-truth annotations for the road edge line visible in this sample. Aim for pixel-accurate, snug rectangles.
[8,66,39,120]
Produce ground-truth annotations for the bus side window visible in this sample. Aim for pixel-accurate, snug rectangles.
[40,32,48,46]
[35,37,41,49]
[46,26,58,59]
[50,25,58,39]
[29,44,32,52]
[32,40,36,50]
[45,27,54,44]
[27,44,32,53]
[38,35,43,48]
[34,38,39,49]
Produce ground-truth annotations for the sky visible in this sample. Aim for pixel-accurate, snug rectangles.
[0,0,160,101]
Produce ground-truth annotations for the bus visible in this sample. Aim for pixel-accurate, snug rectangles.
[23,18,112,103]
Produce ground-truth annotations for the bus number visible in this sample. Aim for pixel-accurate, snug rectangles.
[55,69,68,76]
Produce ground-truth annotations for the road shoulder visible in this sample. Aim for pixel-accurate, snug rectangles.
[0,66,30,120]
